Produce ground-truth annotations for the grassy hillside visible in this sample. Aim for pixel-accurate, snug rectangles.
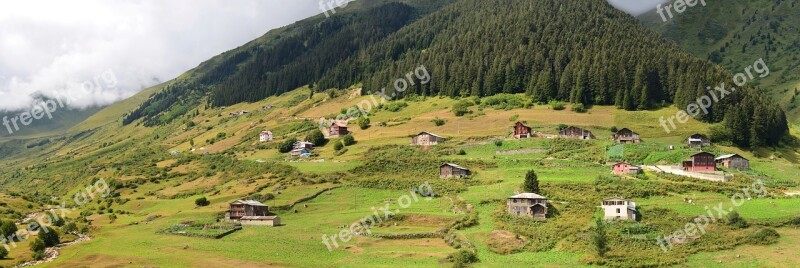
[0,84,799,267]
[639,0,800,121]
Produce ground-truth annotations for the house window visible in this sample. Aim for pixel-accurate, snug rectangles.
[616,208,620,214]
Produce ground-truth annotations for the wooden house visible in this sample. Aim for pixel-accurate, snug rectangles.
[612,128,640,144]
[687,134,711,148]
[507,193,548,219]
[682,152,717,172]
[612,162,642,176]
[259,131,273,142]
[226,200,270,220]
[559,126,595,140]
[329,122,350,138]
[513,122,533,139]
[440,163,471,178]
[715,154,750,170]
[239,216,281,226]
[411,132,445,146]
[601,198,637,220]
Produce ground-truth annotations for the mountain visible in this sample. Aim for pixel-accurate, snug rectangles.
[121,0,788,148]
[638,0,800,121]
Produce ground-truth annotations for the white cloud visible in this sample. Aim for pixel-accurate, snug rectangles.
[0,0,322,111]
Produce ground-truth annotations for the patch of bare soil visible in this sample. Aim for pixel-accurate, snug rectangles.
[486,230,526,255]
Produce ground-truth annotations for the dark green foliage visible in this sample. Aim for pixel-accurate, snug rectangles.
[745,228,780,245]
[549,101,566,111]
[29,237,45,254]
[195,197,210,207]
[609,126,618,133]
[494,140,503,147]
[306,130,327,147]
[53,217,65,227]
[432,117,446,126]
[39,227,60,247]
[357,117,370,130]
[0,219,17,238]
[727,211,749,228]
[591,217,609,257]
[452,100,473,116]
[449,249,478,267]
[523,170,539,193]
[62,222,78,234]
[342,134,356,146]
[456,149,466,155]
[0,245,7,259]
[279,138,298,153]
[571,103,587,113]
[333,141,344,151]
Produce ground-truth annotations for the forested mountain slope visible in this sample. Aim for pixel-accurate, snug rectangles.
[123,0,788,148]
[639,0,800,121]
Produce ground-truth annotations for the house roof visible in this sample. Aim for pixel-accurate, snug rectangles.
[615,128,637,134]
[332,122,348,127]
[508,193,547,199]
[690,152,715,158]
[417,131,443,138]
[231,200,268,207]
[261,130,272,134]
[515,121,531,128]
[441,163,468,170]
[603,197,632,202]
[715,154,747,161]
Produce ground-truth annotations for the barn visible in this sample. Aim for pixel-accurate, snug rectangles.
[682,152,717,172]
[715,154,750,170]
[411,132,445,146]
[440,163,471,178]
[513,122,533,139]
[559,126,595,140]
[612,128,640,144]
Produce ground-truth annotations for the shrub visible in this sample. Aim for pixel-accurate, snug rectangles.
[745,228,780,245]
[571,103,587,113]
[494,140,503,147]
[306,130,327,146]
[0,220,17,238]
[453,100,473,116]
[279,138,297,153]
[727,211,749,228]
[450,249,478,267]
[0,245,7,259]
[32,249,46,261]
[29,238,46,252]
[62,222,78,234]
[342,134,356,146]
[333,141,344,151]
[39,227,60,247]
[610,126,618,133]
[195,197,210,207]
[549,100,566,110]
[357,117,370,130]
[457,149,466,155]
[432,117,446,126]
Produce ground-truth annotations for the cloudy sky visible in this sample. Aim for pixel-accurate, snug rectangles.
[0,0,663,112]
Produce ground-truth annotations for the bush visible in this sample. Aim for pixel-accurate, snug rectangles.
[745,228,780,245]
[457,149,466,155]
[32,249,46,261]
[306,129,327,146]
[571,103,587,113]
[39,227,60,247]
[450,249,478,267]
[494,140,503,147]
[453,100,473,116]
[29,238,46,252]
[591,217,609,257]
[432,117,446,126]
[727,211,749,229]
[610,126,618,133]
[333,141,344,151]
[342,134,356,146]
[0,245,7,259]
[195,197,210,207]
[523,170,539,193]
[357,117,370,130]
[278,138,298,153]
[0,220,17,238]
[549,101,566,110]
[62,222,78,234]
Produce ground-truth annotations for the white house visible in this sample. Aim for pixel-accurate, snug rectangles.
[259,131,273,142]
[601,198,637,220]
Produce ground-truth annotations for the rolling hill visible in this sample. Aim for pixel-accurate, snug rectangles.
[638,0,800,121]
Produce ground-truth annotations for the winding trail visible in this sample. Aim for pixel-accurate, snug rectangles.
[12,234,91,268]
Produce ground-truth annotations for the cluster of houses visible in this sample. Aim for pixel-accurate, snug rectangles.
[506,193,637,221]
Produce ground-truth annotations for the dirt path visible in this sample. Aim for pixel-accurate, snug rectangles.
[643,165,730,182]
